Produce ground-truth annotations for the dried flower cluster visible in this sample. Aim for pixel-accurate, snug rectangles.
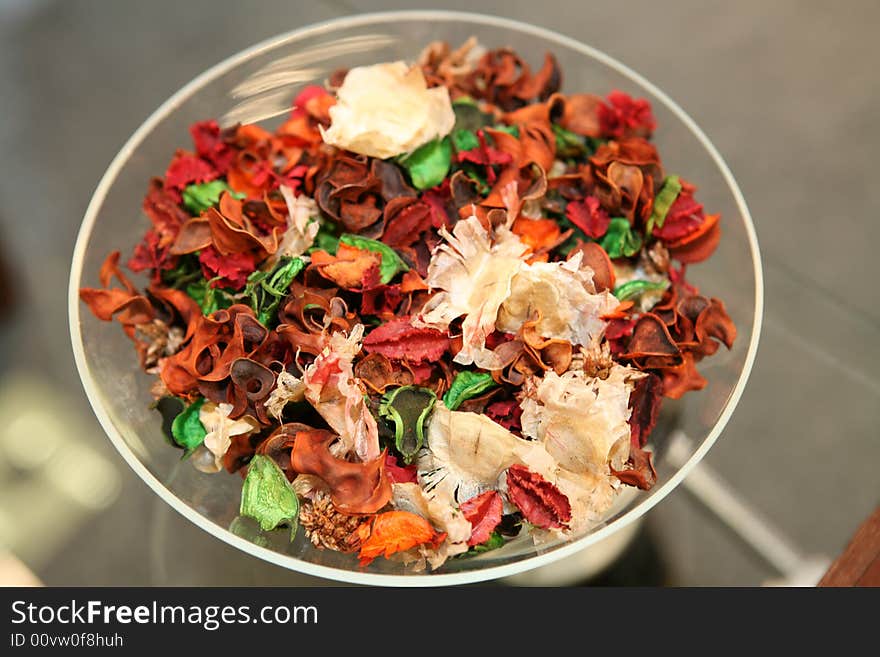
[80,38,735,570]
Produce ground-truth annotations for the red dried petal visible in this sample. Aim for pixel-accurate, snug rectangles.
[127,229,177,283]
[164,150,218,191]
[653,191,704,242]
[360,284,403,317]
[290,85,333,119]
[190,120,236,173]
[142,178,188,245]
[384,453,418,484]
[598,90,656,139]
[198,247,257,290]
[362,316,450,363]
[506,464,571,529]
[460,491,503,546]
[628,372,663,448]
[565,195,610,239]
[485,399,523,433]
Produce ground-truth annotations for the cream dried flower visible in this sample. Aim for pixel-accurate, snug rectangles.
[519,365,642,477]
[416,215,529,367]
[320,61,455,159]
[198,402,260,473]
[496,251,620,348]
[301,324,380,462]
[264,369,306,421]
[273,185,319,262]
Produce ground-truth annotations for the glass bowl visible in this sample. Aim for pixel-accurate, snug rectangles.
[68,10,763,586]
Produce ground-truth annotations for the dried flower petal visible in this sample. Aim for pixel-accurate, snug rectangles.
[460,490,503,546]
[290,429,392,514]
[321,62,455,159]
[356,510,442,566]
[505,464,571,529]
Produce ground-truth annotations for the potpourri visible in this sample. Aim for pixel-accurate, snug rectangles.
[80,38,736,570]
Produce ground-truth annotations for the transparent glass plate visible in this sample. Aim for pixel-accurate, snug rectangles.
[68,11,763,585]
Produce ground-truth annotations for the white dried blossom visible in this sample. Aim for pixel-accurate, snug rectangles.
[264,369,306,421]
[274,185,319,261]
[320,61,455,159]
[198,402,260,473]
[301,324,380,461]
[416,215,529,367]
[496,251,620,347]
[520,365,643,477]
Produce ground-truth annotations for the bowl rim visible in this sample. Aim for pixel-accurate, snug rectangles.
[68,9,764,586]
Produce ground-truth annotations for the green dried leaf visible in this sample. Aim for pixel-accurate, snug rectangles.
[600,217,643,259]
[398,137,452,190]
[472,531,505,553]
[646,175,682,235]
[243,257,305,327]
[613,279,670,302]
[458,531,506,558]
[451,128,478,152]
[171,398,207,456]
[182,180,244,215]
[379,386,437,464]
[186,278,235,315]
[240,454,299,540]
[311,219,340,255]
[160,254,202,289]
[338,234,409,284]
[442,371,498,411]
[490,124,519,138]
[452,98,494,132]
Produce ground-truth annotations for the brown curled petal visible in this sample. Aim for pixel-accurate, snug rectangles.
[514,52,561,102]
[567,241,615,292]
[611,445,657,490]
[147,286,202,339]
[358,352,417,392]
[622,313,681,359]
[540,341,572,375]
[229,358,276,401]
[256,422,312,480]
[80,288,143,322]
[694,297,737,355]
[170,217,212,255]
[354,353,397,393]
[449,169,483,209]
[290,429,392,514]
[371,159,417,201]
[488,339,525,371]
[205,205,280,257]
[628,372,664,448]
[276,324,329,357]
[557,93,603,138]
[662,352,707,399]
[517,120,556,173]
[97,251,131,292]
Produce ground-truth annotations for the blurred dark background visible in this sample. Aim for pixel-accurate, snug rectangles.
[0,0,877,586]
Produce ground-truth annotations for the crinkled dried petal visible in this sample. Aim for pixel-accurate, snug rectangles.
[520,365,639,475]
[290,429,391,514]
[506,464,571,530]
[321,61,455,159]
[496,252,618,348]
[417,215,528,366]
